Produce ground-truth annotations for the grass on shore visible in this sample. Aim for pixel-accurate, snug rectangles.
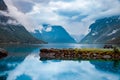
[71,48,120,54]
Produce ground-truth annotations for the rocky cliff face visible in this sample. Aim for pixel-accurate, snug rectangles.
[80,16,120,44]
[0,0,45,44]
[0,0,7,11]
[31,24,76,43]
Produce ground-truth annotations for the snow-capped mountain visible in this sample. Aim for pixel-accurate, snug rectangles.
[31,24,76,43]
[80,16,120,44]
[0,0,45,44]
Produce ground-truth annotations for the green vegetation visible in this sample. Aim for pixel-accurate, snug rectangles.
[40,48,120,60]
[113,47,119,53]
[77,48,113,52]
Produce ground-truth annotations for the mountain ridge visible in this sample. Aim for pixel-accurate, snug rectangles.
[80,15,120,44]
[31,24,76,43]
[0,0,7,11]
[0,0,45,44]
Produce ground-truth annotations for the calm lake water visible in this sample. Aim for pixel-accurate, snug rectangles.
[0,43,120,80]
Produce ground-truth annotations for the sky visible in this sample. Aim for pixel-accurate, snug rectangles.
[4,0,120,35]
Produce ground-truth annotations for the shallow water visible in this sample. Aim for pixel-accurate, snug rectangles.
[0,44,120,80]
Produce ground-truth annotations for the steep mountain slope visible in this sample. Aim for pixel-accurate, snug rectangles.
[0,0,45,44]
[31,24,76,43]
[109,37,120,44]
[80,16,120,44]
[0,0,7,11]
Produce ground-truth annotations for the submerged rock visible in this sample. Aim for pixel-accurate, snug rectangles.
[0,48,8,59]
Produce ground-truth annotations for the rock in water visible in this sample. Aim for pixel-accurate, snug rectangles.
[0,48,8,59]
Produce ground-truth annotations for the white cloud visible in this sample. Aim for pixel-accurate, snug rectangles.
[4,0,120,35]
[0,11,20,25]
[4,0,38,32]
[0,10,9,16]
[7,19,20,25]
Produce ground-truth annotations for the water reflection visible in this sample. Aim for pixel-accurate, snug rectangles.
[0,44,120,80]
[90,60,120,73]
[39,43,120,49]
[16,74,32,80]
[0,45,39,80]
[6,55,120,80]
[38,43,106,49]
[113,60,120,69]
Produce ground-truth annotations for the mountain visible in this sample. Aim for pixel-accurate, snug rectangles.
[0,0,45,44]
[31,24,76,43]
[109,37,120,44]
[0,0,7,11]
[80,16,120,44]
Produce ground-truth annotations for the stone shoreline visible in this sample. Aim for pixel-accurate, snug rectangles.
[40,48,120,60]
[0,48,8,59]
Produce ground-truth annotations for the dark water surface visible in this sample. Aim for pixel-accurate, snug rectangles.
[0,43,120,80]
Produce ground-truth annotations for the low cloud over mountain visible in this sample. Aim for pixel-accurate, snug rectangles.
[4,0,120,35]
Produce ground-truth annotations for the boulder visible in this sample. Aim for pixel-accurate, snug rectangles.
[103,45,113,49]
[0,48,8,59]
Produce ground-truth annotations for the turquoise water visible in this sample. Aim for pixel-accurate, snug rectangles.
[0,44,120,80]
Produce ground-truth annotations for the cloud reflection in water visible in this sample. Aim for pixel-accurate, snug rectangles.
[7,55,120,80]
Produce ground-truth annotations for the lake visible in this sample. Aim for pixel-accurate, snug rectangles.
[0,43,120,80]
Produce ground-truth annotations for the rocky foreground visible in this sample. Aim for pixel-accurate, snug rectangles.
[40,48,120,60]
[0,48,8,59]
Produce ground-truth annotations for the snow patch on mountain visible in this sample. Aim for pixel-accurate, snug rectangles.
[45,26,52,32]
[111,38,115,40]
[92,32,98,36]
[107,29,118,36]
[80,15,120,44]
[31,24,76,43]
